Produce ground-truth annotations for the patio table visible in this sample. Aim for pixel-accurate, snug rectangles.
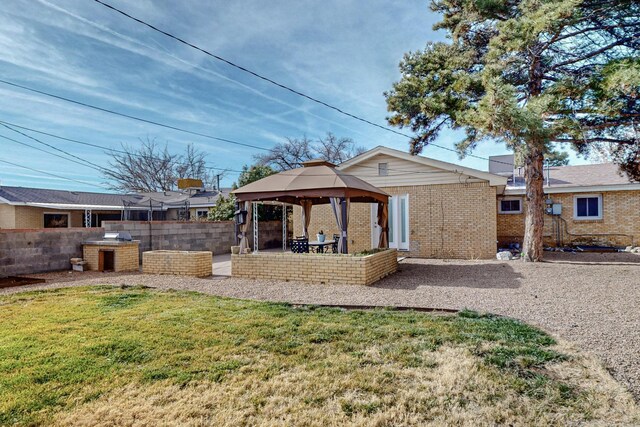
[308,239,336,253]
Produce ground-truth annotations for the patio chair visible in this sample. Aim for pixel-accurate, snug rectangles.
[331,234,340,253]
[291,238,309,254]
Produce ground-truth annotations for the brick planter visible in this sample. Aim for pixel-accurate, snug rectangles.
[231,249,397,285]
[143,250,212,277]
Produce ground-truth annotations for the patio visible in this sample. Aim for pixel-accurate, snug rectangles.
[230,159,397,285]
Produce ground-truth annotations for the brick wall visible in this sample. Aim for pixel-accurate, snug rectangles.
[143,250,212,277]
[103,220,283,257]
[231,249,397,285]
[83,243,140,272]
[0,228,104,277]
[497,190,640,247]
[292,182,498,259]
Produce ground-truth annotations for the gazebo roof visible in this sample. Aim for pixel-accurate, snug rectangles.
[232,160,388,205]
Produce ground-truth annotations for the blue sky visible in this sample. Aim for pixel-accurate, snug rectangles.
[0,0,585,192]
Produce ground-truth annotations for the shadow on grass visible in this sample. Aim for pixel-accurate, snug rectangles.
[373,261,524,290]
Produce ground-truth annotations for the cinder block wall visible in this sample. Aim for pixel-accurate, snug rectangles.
[497,190,640,247]
[103,220,283,257]
[0,228,104,277]
[231,249,398,285]
[293,182,498,259]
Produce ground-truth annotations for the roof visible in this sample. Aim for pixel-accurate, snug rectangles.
[0,186,229,210]
[232,164,388,205]
[505,163,640,195]
[339,146,509,187]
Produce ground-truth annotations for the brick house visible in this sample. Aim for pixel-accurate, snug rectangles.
[293,146,639,259]
[293,146,508,259]
[496,161,640,248]
[0,186,229,229]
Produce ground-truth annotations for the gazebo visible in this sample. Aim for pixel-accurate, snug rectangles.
[232,160,389,254]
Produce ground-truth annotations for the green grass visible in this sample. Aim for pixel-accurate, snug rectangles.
[0,286,636,426]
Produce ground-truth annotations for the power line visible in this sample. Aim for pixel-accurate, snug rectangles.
[0,123,108,172]
[92,0,514,167]
[0,158,111,189]
[0,79,270,152]
[0,133,106,173]
[0,120,478,178]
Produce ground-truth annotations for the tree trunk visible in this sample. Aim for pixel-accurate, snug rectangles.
[522,148,545,262]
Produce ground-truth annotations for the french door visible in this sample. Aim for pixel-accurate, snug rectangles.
[371,194,409,250]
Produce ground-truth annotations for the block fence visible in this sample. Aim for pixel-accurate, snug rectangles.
[0,227,104,277]
[231,249,398,285]
[103,220,283,258]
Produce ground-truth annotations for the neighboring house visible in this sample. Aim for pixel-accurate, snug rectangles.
[292,146,639,259]
[496,160,640,248]
[0,185,229,229]
[294,146,508,259]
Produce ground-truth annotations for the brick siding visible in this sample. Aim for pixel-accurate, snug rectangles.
[293,182,498,259]
[231,249,397,285]
[497,190,640,247]
[143,250,213,277]
[83,242,140,272]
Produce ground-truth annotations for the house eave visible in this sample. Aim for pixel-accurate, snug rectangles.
[504,183,640,195]
[339,146,508,187]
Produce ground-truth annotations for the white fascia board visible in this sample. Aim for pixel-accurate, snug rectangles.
[0,195,15,204]
[504,183,640,195]
[339,146,508,187]
[27,203,151,210]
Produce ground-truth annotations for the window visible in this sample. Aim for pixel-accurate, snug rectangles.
[44,213,69,228]
[574,195,602,220]
[195,209,209,219]
[378,162,388,176]
[499,198,522,214]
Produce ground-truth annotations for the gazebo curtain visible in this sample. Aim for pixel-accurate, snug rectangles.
[377,202,388,248]
[239,201,252,254]
[330,197,350,254]
[300,200,312,238]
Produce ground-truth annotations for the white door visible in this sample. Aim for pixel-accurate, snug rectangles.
[373,195,409,251]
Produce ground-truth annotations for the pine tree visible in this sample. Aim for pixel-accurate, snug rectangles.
[385,0,639,261]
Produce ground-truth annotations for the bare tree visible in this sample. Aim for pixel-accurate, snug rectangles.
[254,133,366,170]
[103,138,216,192]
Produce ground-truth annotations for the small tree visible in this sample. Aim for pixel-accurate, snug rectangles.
[208,164,280,221]
[254,133,366,171]
[385,0,639,261]
[103,138,216,192]
[207,195,235,221]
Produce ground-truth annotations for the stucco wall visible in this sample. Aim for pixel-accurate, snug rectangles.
[293,182,498,259]
[0,204,16,229]
[497,190,640,247]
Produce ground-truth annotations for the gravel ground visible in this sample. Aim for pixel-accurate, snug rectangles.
[3,252,639,400]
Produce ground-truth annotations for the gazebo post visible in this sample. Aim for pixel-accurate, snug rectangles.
[253,202,259,253]
[282,203,287,251]
[341,197,348,254]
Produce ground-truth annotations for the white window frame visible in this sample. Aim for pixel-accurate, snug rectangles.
[573,194,603,220]
[195,208,209,219]
[378,162,388,176]
[43,211,70,228]
[498,198,522,214]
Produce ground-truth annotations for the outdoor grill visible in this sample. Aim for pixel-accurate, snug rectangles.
[102,231,133,242]
[82,231,139,272]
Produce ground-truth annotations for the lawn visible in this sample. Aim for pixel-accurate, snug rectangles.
[0,286,637,426]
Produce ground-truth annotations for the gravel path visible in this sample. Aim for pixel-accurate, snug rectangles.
[3,252,639,400]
